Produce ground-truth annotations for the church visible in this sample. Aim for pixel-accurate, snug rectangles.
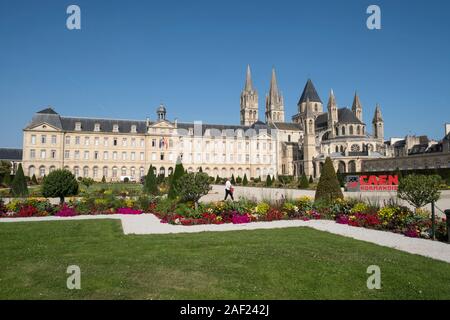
[21,66,388,181]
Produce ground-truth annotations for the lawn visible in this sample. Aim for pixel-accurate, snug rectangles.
[0,220,449,299]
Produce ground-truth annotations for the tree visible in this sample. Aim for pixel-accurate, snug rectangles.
[11,164,28,197]
[168,160,185,199]
[231,174,236,185]
[0,160,11,183]
[398,174,441,210]
[215,175,221,184]
[144,165,158,195]
[198,167,203,173]
[2,172,11,187]
[236,176,242,185]
[315,157,343,202]
[31,174,38,185]
[299,174,309,189]
[174,172,211,205]
[80,177,94,189]
[309,175,314,184]
[265,175,272,187]
[101,175,106,183]
[243,174,248,186]
[41,169,78,204]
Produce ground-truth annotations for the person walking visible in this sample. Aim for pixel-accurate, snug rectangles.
[224,178,234,201]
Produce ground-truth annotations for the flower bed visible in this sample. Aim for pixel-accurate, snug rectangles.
[152,196,448,242]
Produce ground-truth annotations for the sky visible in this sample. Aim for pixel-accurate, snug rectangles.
[0,0,449,148]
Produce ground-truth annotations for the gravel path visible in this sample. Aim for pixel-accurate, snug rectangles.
[1,214,449,263]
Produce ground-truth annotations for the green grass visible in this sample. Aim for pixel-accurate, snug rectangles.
[0,220,449,300]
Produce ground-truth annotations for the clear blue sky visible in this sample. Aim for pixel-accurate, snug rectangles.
[0,0,449,148]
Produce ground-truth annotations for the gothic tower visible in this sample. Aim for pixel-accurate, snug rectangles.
[352,92,363,122]
[302,98,317,177]
[293,79,323,124]
[265,68,285,123]
[240,65,259,126]
[372,104,384,141]
[327,89,338,138]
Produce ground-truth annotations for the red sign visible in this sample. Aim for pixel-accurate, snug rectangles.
[359,175,398,191]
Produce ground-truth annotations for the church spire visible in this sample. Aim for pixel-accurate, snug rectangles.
[327,89,338,137]
[240,65,258,126]
[352,91,363,122]
[372,104,384,141]
[244,64,254,92]
[265,67,285,122]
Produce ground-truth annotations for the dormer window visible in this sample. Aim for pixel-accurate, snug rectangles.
[131,125,137,133]
[94,123,101,132]
[75,122,82,131]
[188,128,193,135]
[113,124,119,133]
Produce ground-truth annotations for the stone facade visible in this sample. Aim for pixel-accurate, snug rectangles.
[22,66,390,181]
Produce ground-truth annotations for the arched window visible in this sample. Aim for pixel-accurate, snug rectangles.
[39,166,46,177]
[335,146,339,153]
[349,126,353,135]
[83,166,89,177]
[168,167,174,175]
[112,167,118,178]
[159,167,165,176]
[103,166,108,178]
[121,167,127,176]
[308,120,313,134]
[341,126,346,135]
[357,126,361,135]
[335,127,339,136]
[139,167,145,177]
[73,166,80,178]
[29,166,35,177]
[49,166,56,173]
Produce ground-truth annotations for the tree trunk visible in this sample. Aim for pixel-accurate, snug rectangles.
[60,196,65,205]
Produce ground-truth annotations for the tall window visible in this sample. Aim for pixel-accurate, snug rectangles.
[30,149,36,159]
[65,136,70,145]
[40,150,46,159]
[41,135,47,144]
[31,135,36,145]
[51,150,56,159]
[51,135,57,144]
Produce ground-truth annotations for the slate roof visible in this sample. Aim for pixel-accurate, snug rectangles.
[315,108,363,129]
[0,148,23,161]
[26,108,301,136]
[298,79,322,104]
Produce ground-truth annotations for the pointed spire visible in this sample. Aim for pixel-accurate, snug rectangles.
[269,68,279,98]
[352,91,362,111]
[244,64,254,92]
[298,79,322,105]
[372,104,383,123]
[327,89,336,108]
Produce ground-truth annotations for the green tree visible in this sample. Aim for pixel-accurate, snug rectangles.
[80,177,95,189]
[236,176,242,185]
[31,174,38,185]
[168,160,185,199]
[231,174,236,185]
[11,164,28,197]
[174,172,211,205]
[41,169,78,204]
[265,175,272,187]
[144,165,158,195]
[243,174,248,186]
[3,172,11,187]
[309,175,314,184]
[0,160,11,183]
[315,157,343,202]
[299,174,309,189]
[215,175,221,184]
[101,175,106,183]
[397,174,441,210]
[198,167,203,173]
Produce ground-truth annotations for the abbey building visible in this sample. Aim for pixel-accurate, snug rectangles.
[22,66,389,181]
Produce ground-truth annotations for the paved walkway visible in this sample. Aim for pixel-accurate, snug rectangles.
[1,214,449,263]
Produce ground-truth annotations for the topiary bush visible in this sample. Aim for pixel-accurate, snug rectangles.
[41,169,79,204]
[174,172,211,205]
[168,161,185,199]
[298,174,309,189]
[144,165,158,195]
[11,164,28,197]
[315,157,343,202]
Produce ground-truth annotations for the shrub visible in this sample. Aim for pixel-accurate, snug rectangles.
[31,174,38,185]
[42,169,79,204]
[266,175,272,187]
[397,174,441,210]
[231,174,236,185]
[168,161,185,199]
[11,164,28,197]
[298,174,309,189]
[80,177,95,188]
[243,174,248,186]
[236,176,242,184]
[101,176,106,183]
[315,157,343,202]
[255,202,270,215]
[144,165,158,195]
[174,172,211,204]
